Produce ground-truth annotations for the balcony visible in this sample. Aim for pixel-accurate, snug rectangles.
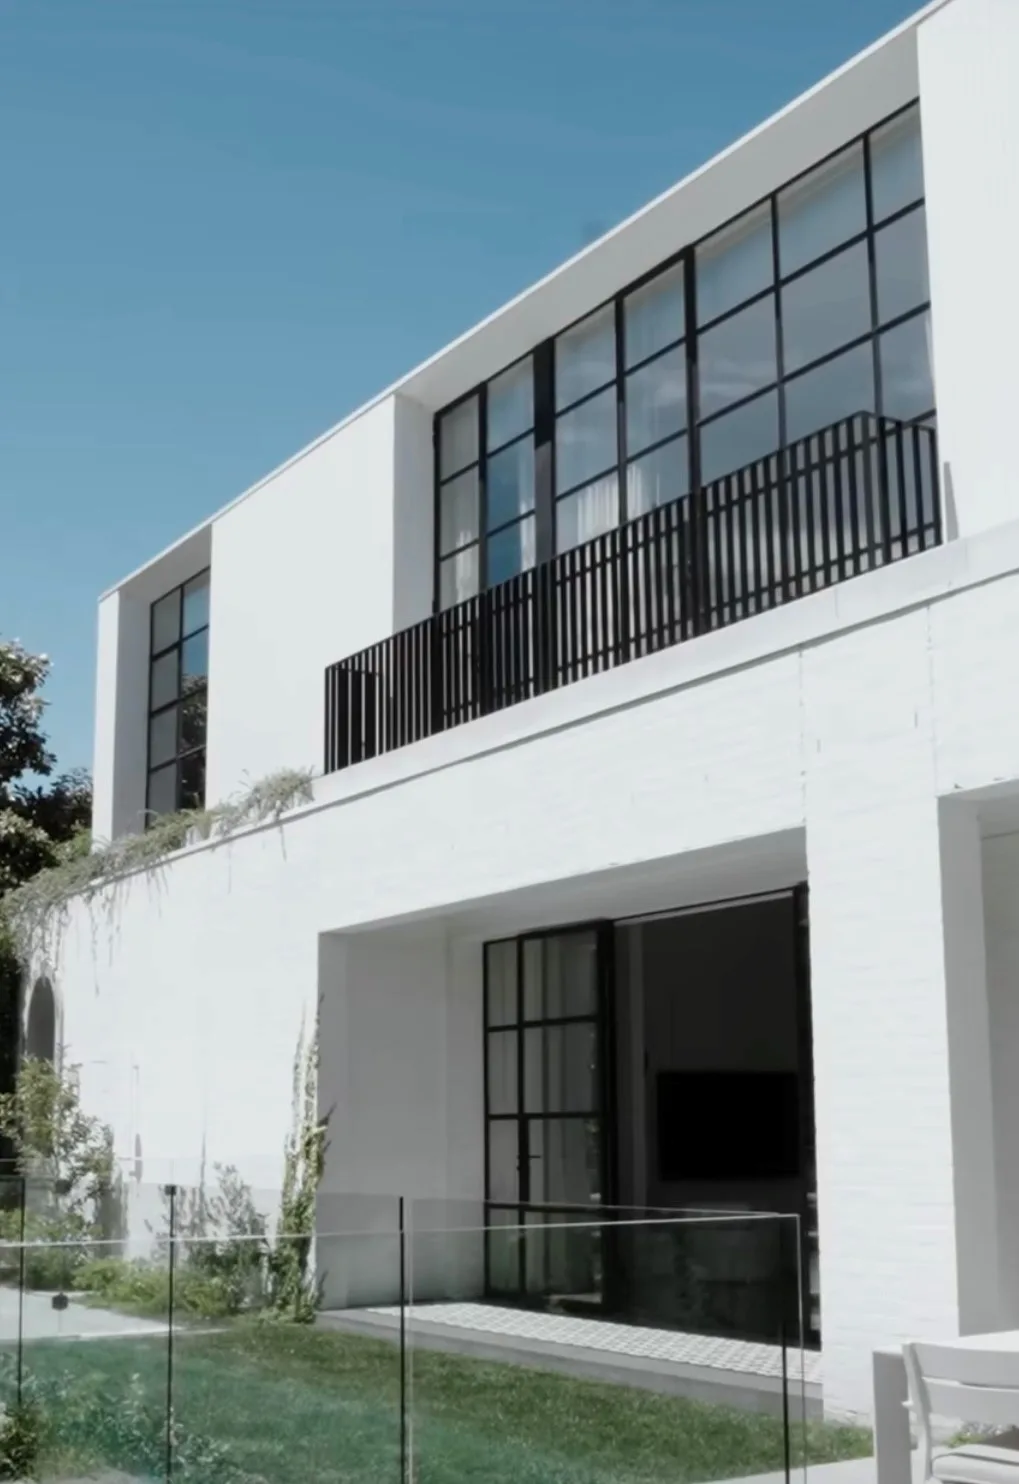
[324,412,940,774]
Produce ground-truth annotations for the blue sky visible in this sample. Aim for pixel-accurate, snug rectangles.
[0,0,919,774]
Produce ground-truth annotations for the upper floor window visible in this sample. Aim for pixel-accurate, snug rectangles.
[146,570,209,820]
[433,102,931,611]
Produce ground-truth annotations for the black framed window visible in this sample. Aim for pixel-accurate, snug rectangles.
[146,569,209,820]
[484,927,609,1300]
[433,102,932,610]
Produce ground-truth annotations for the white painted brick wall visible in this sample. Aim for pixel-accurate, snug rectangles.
[53,552,1019,1419]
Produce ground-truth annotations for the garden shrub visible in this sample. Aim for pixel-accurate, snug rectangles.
[0,1353,239,1483]
[0,1397,42,1480]
[73,1256,252,1321]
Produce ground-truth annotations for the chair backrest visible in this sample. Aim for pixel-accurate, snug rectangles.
[904,1342,1019,1480]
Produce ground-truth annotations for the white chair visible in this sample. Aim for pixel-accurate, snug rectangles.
[903,1341,1019,1484]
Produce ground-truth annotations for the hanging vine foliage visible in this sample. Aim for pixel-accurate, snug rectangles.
[0,767,315,975]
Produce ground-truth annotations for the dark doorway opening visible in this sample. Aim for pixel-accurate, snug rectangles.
[482,889,817,1349]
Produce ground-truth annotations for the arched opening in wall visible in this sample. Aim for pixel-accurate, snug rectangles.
[25,978,56,1064]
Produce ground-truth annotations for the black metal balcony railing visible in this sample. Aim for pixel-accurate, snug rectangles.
[324,412,940,774]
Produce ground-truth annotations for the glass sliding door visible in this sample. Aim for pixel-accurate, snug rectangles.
[484,926,610,1307]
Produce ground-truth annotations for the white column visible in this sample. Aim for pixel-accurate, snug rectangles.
[982,831,1019,1326]
[316,925,484,1309]
[939,800,999,1334]
[804,615,998,1417]
[920,0,1019,537]
[91,588,149,843]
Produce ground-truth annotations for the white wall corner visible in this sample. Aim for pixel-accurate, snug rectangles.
[391,392,435,633]
[91,591,121,845]
[938,796,1000,1333]
[92,587,150,842]
[920,0,1019,538]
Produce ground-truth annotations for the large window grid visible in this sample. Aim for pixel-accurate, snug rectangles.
[146,570,209,821]
[434,102,931,612]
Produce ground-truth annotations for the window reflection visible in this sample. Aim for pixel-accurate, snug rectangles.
[555,305,616,410]
[625,262,685,368]
[488,517,536,585]
[557,475,619,552]
[439,467,480,554]
[556,387,618,493]
[488,358,534,450]
[698,296,777,417]
[870,105,924,223]
[875,208,930,325]
[781,242,871,373]
[778,144,866,276]
[879,312,934,422]
[627,438,689,518]
[700,392,779,483]
[785,342,875,442]
[696,202,773,325]
[626,346,686,455]
[487,438,535,530]
[439,546,479,609]
[440,396,479,479]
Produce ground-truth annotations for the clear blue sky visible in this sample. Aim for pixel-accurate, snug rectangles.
[1,0,919,775]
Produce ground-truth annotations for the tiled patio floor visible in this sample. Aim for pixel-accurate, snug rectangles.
[368,1299,823,1385]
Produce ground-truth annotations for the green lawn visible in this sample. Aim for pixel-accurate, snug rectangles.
[9,1321,872,1484]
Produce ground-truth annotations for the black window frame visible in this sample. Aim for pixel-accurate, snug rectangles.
[483,923,616,1301]
[433,99,932,612]
[145,568,210,822]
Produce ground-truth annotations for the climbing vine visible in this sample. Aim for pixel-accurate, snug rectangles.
[266,1018,328,1322]
[0,767,315,975]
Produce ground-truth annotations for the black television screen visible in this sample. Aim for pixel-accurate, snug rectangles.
[656,1070,801,1182]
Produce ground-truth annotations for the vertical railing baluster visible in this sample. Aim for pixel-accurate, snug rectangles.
[928,425,941,547]
[723,474,736,625]
[566,548,579,685]
[641,510,654,656]
[861,412,878,570]
[323,412,942,775]
[847,417,864,577]
[744,457,759,608]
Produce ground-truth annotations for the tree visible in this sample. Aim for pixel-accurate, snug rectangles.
[0,639,92,1108]
[0,642,91,894]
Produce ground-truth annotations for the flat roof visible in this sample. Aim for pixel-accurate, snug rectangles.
[106,0,949,600]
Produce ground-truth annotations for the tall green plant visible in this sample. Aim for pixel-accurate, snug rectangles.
[267,1021,327,1322]
[0,1056,116,1285]
[0,1056,113,1208]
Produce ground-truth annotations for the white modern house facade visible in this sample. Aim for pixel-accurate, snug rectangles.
[34,0,1019,1420]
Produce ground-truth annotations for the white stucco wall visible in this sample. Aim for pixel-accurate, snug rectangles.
[54,518,1019,1416]
[920,0,1019,537]
[206,393,436,803]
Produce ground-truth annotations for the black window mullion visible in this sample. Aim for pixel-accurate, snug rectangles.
[478,384,489,593]
[863,132,885,421]
[862,131,893,563]
[614,297,627,529]
[771,195,787,453]
[533,340,555,565]
[431,418,441,614]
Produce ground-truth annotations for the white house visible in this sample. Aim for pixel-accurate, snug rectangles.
[31,0,1019,1420]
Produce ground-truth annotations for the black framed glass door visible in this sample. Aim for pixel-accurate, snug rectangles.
[484,925,612,1305]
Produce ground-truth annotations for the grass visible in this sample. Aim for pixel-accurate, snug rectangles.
[6,1316,872,1484]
